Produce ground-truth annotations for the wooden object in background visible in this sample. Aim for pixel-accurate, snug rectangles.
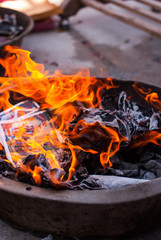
[136,0,161,12]
[81,0,161,39]
[108,0,161,24]
[0,0,62,20]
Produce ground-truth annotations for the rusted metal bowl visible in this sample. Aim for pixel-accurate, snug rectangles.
[0,79,161,238]
[0,7,34,49]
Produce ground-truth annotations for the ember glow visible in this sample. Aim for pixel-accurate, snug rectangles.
[0,46,161,190]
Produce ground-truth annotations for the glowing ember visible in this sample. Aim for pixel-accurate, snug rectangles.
[0,45,161,189]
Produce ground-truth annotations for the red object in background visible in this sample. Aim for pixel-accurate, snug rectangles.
[32,17,56,32]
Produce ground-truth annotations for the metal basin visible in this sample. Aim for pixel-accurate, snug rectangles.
[0,176,161,238]
[0,7,34,49]
[0,79,161,238]
[0,7,34,76]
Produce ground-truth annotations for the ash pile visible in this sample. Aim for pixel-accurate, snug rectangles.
[0,80,161,190]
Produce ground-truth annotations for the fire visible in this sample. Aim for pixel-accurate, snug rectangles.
[0,45,126,185]
[0,45,116,110]
[133,82,161,110]
[130,130,161,149]
[19,162,42,185]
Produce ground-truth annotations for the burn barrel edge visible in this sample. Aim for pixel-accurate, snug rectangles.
[0,177,161,238]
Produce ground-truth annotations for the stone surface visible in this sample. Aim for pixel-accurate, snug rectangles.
[1,2,161,239]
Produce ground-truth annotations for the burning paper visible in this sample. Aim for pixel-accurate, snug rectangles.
[0,46,161,190]
[0,101,55,166]
[0,100,39,121]
[0,94,159,190]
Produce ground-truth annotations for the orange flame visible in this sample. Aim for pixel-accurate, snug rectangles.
[130,131,161,149]
[0,46,116,110]
[0,45,124,185]
[132,82,161,110]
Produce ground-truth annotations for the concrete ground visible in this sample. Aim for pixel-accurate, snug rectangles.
[23,4,161,86]
[1,2,161,239]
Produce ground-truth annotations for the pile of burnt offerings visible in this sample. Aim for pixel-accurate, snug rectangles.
[0,75,161,190]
